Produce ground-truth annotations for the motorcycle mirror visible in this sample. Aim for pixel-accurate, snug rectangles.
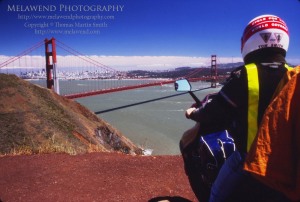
[174,79,192,92]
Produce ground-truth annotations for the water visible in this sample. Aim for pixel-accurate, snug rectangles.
[30,79,221,155]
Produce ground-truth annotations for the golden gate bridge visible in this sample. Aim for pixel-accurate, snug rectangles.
[0,38,226,99]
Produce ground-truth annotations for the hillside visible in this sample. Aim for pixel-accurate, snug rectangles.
[0,73,198,202]
[0,73,142,155]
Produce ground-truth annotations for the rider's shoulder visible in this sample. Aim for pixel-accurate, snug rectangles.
[228,65,246,80]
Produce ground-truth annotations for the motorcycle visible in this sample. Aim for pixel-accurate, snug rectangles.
[174,79,291,202]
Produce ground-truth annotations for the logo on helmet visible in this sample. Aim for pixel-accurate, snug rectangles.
[274,33,283,43]
[260,33,271,43]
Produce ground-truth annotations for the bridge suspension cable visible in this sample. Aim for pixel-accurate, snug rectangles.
[184,67,204,79]
[56,39,118,73]
[0,40,44,68]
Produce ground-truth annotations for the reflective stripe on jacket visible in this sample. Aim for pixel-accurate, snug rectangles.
[245,63,293,151]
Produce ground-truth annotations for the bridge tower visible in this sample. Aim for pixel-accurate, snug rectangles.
[211,54,217,88]
[45,37,59,94]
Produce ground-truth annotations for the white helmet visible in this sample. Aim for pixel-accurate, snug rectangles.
[241,14,289,59]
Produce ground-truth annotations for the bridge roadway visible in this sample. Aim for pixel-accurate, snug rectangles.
[64,80,175,99]
[64,76,228,99]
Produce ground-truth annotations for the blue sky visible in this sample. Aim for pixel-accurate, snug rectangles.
[0,0,299,70]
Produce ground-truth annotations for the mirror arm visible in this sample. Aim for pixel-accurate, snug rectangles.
[189,91,201,107]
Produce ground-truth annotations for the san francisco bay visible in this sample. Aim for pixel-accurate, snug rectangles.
[31,79,221,155]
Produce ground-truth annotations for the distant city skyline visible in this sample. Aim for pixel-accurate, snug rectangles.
[0,54,245,71]
[1,0,299,70]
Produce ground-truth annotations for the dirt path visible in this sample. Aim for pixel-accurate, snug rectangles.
[0,152,197,202]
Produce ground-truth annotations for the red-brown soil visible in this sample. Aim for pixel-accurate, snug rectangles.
[0,152,197,202]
